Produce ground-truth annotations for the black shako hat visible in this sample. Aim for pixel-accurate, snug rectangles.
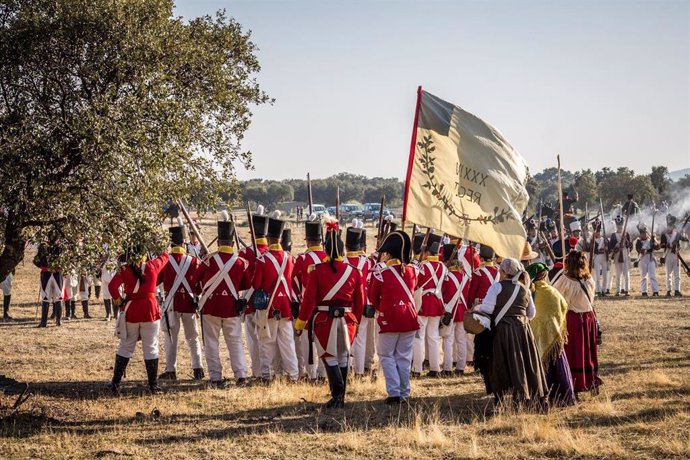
[442,243,456,262]
[218,221,235,242]
[479,244,495,260]
[281,229,292,252]
[346,227,362,251]
[378,230,412,265]
[412,233,425,255]
[169,226,185,246]
[426,233,443,254]
[305,221,322,241]
[252,215,269,237]
[267,218,285,239]
[359,229,367,250]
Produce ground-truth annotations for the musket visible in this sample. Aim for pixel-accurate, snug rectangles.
[616,196,633,263]
[445,237,463,268]
[588,212,598,271]
[307,173,313,216]
[556,156,566,259]
[599,198,609,258]
[229,211,242,252]
[539,230,557,262]
[649,206,657,264]
[376,195,386,242]
[336,186,340,222]
[177,199,209,255]
[671,211,690,254]
[246,202,259,257]
[417,228,432,262]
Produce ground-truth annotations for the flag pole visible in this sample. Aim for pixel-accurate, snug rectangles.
[402,86,423,228]
[556,155,566,260]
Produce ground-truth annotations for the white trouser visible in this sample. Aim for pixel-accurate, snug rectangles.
[1,273,12,296]
[593,254,609,293]
[259,318,299,380]
[442,322,467,371]
[101,271,114,300]
[297,328,323,379]
[413,316,441,372]
[163,312,203,372]
[378,331,416,398]
[117,320,160,359]
[64,275,78,300]
[244,313,261,377]
[353,316,377,374]
[40,272,63,302]
[614,251,631,293]
[323,324,350,368]
[79,275,93,300]
[665,253,681,292]
[638,256,659,294]
[466,332,475,364]
[203,315,247,381]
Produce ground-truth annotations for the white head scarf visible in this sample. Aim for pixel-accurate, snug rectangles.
[500,258,527,285]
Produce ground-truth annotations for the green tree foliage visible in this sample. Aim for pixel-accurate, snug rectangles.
[0,0,269,279]
[650,166,670,195]
[597,167,657,209]
[573,169,598,211]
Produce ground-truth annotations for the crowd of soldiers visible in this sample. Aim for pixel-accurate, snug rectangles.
[11,192,689,407]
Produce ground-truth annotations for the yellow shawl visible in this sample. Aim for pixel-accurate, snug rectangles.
[530,280,569,366]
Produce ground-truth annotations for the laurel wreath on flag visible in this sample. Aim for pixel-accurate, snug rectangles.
[417,135,514,225]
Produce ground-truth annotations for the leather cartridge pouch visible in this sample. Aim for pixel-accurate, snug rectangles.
[328,306,346,318]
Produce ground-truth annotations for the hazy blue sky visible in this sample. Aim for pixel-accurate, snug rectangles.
[175,0,689,180]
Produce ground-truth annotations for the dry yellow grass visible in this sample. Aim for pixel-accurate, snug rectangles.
[1,219,689,459]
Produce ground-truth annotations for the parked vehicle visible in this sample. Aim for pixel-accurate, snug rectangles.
[362,203,395,221]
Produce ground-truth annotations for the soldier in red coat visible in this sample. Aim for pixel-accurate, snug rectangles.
[194,219,251,387]
[158,226,204,381]
[291,220,327,381]
[369,230,419,405]
[108,247,170,395]
[295,222,365,407]
[238,213,270,378]
[412,232,446,378]
[252,216,299,382]
[440,244,472,376]
[468,244,499,384]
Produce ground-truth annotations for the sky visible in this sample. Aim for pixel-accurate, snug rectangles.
[175,0,689,181]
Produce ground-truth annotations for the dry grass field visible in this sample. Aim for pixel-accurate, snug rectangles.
[1,218,689,459]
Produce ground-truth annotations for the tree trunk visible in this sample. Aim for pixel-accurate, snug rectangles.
[0,211,26,282]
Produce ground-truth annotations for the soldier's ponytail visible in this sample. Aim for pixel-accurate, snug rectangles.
[325,220,343,273]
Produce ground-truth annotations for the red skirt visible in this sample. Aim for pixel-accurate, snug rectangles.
[564,310,603,393]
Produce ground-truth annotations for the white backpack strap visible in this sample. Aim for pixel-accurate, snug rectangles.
[199,254,239,308]
[356,256,367,271]
[322,265,353,302]
[388,267,415,305]
[494,283,521,326]
[264,252,291,296]
[308,251,321,265]
[162,255,194,312]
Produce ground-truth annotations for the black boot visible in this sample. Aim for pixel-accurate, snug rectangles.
[2,295,10,321]
[82,300,92,319]
[145,359,163,394]
[88,286,92,299]
[193,368,205,380]
[339,366,348,405]
[110,354,130,395]
[50,303,56,320]
[94,285,100,299]
[113,304,119,320]
[70,300,77,319]
[38,301,49,327]
[324,363,344,408]
[104,299,112,321]
[54,302,62,326]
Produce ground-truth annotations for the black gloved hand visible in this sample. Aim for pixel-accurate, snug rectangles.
[441,312,453,326]
[236,298,248,314]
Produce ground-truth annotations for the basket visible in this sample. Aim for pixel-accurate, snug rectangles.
[463,311,490,334]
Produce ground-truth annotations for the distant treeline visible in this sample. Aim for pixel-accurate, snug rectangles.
[228,166,689,212]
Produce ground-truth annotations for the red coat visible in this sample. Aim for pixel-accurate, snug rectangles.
[292,248,327,297]
[346,253,370,303]
[252,246,295,320]
[442,269,471,322]
[239,240,269,313]
[109,253,170,323]
[193,250,251,318]
[368,261,419,333]
[159,251,198,314]
[467,264,499,307]
[298,260,365,357]
[417,258,446,317]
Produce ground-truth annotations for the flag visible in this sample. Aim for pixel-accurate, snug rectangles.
[403,88,529,259]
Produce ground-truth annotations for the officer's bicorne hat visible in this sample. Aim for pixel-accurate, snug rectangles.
[252,214,269,237]
[281,229,292,252]
[388,222,398,233]
[169,226,185,246]
[412,233,425,255]
[267,217,285,239]
[667,214,677,226]
[359,228,367,250]
[442,243,457,262]
[426,233,443,254]
[217,221,235,242]
[345,227,362,251]
[305,221,322,241]
[614,215,624,226]
[378,230,412,265]
[479,244,495,260]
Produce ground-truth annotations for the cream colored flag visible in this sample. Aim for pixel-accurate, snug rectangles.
[403,88,529,259]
